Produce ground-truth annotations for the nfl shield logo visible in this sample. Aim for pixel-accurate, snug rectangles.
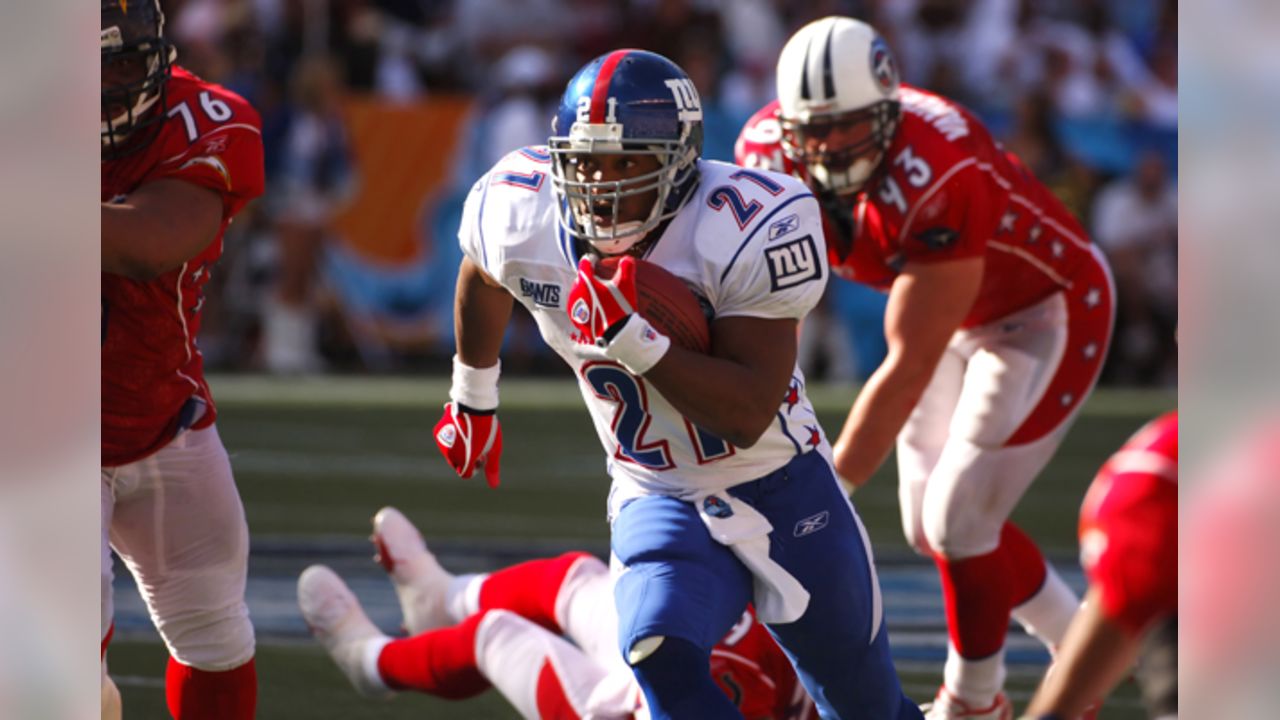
[703,495,734,519]
[571,299,591,325]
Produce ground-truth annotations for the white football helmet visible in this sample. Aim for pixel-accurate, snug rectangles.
[775,16,901,196]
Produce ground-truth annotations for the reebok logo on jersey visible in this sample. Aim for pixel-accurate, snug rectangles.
[793,510,829,538]
[768,213,800,241]
[519,278,562,308]
[765,235,822,291]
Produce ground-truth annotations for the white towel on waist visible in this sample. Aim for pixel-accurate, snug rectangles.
[696,492,810,624]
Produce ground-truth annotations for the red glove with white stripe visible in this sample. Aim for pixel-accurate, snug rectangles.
[567,256,638,345]
[568,256,671,375]
[434,402,502,488]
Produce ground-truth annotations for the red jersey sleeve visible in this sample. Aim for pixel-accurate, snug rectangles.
[1079,412,1178,634]
[894,161,997,266]
[149,71,265,215]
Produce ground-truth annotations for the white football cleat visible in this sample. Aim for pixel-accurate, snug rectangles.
[297,564,393,699]
[372,506,455,634]
[921,687,1013,720]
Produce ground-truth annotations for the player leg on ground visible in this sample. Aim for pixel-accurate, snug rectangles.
[298,564,635,719]
[106,425,256,720]
[373,507,625,672]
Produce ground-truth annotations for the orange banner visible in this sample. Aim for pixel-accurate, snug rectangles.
[330,96,474,265]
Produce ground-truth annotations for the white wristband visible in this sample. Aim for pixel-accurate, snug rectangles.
[603,315,671,376]
[449,355,501,410]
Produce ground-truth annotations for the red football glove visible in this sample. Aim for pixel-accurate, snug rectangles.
[567,256,638,346]
[434,402,502,488]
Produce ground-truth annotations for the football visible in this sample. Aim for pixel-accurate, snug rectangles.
[596,256,711,353]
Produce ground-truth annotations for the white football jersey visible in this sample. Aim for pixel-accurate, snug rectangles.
[459,146,831,501]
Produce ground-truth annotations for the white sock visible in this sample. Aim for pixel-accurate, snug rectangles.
[944,643,1006,707]
[446,573,486,622]
[1011,563,1079,650]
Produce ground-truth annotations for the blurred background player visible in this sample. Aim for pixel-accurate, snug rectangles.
[101,0,263,717]
[1024,412,1177,719]
[736,16,1115,719]
[299,506,818,719]
[434,49,920,718]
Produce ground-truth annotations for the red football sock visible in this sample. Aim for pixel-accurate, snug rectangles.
[377,612,491,699]
[1001,522,1050,605]
[935,549,1014,659]
[165,657,257,720]
[101,623,114,660]
[536,659,583,720]
[477,552,592,633]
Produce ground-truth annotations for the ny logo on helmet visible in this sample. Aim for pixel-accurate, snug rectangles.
[664,79,702,122]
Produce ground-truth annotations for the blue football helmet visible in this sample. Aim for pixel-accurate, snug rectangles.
[549,50,703,255]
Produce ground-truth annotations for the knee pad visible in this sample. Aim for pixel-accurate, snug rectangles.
[159,603,255,670]
[626,635,664,665]
[630,635,738,719]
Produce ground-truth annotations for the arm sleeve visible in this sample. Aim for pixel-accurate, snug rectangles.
[155,125,266,211]
[1084,481,1179,634]
[457,174,494,274]
[716,194,829,320]
[899,166,995,265]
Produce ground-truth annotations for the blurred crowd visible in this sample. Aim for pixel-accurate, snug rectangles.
[163,0,1177,386]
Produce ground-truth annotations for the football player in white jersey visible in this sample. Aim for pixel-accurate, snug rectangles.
[424,49,921,719]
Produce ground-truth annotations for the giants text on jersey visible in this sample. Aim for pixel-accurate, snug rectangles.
[459,147,830,502]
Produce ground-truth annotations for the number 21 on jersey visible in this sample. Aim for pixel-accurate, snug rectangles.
[582,362,734,469]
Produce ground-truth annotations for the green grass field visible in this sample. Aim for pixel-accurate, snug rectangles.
[109,375,1174,718]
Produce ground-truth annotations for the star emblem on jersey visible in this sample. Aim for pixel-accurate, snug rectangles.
[1060,393,1075,407]
[1084,287,1102,308]
[805,426,821,448]
[1051,240,1065,259]
[703,495,734,519]
[1028,224,1043,243]
[998,210,1017,234]
[782,380,800,414]
[1084,342,1099,359]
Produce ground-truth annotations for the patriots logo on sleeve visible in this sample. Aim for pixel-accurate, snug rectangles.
[765,235,822,291]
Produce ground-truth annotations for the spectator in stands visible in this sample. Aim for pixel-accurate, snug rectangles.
[1091,149,1177,384]
[262,54,356,374]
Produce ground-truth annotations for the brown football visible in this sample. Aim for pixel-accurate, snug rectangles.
[596,256,711,353]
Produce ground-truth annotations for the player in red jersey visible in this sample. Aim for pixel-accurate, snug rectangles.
[100,1,263,718]
[736,17,1116,719]
[299,507,818,720]
[1025,412,1177,719]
